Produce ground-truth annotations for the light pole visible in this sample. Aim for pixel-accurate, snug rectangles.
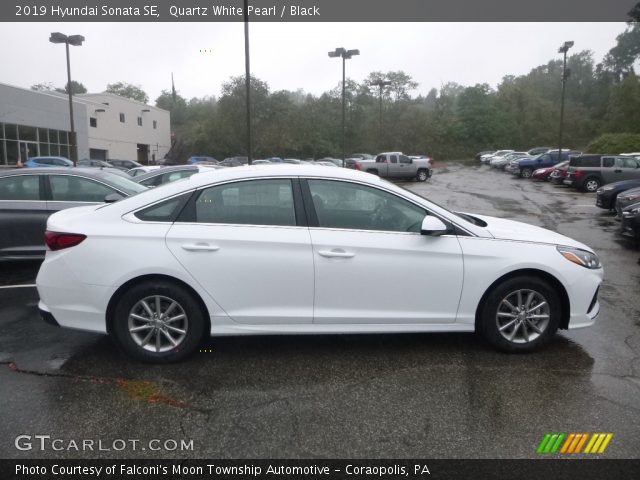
[370,79,391,148]
[328,47,359,167]
[49,32,84,167]
[244,0,252,165]
[557,41,574,159]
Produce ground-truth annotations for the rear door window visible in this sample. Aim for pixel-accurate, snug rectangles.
[0,175,40,200]
[194,179,296,226]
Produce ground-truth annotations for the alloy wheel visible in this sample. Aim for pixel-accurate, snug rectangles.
[585,180,600,192]
[417,170,428,181]
[127,295,189,353]
[495,289,550,344]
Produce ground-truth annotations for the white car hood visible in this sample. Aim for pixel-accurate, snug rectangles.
[470,214,591,251]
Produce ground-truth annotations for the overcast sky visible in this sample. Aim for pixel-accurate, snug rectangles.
[0,22,627,103]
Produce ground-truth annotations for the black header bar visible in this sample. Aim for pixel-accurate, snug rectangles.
[2,0,639,22]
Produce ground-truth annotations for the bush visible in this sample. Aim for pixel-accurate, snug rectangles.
[586,133,640,154]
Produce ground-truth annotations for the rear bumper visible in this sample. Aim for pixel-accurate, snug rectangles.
[36,253,113,333]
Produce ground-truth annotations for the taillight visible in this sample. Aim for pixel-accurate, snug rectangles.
[573,169,583,178]
[354,163,361,170]
[44,231,87,251]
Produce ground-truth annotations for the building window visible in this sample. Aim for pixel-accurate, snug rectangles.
[153,120,157,130]
[119,113,125,123]
[137,117,142,126]
[90,117,97,128]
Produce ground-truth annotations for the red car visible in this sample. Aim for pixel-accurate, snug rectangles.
[549,161,570,185]
[532,161,568,182]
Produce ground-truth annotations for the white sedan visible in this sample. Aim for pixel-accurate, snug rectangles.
[36,165,603,362]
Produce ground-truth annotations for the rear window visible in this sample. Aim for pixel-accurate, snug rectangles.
[570,156,601,168]
[135,193,190,222]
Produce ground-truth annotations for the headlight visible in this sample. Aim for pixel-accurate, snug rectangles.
[557,246,601,269]
[601,185,615,191]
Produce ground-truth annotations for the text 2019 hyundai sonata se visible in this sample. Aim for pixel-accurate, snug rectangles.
[36,165,603,362]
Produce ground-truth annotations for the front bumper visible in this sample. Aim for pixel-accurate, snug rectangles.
[621,213,640,239]
[39,302,59,327]
[595,192,614,209]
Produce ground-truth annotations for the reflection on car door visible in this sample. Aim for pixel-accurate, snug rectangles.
[304,179,464,324]
[0,174,48,258]
[166,178,314,324]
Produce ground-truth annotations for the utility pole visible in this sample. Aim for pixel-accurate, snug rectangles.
[557,41,574,158]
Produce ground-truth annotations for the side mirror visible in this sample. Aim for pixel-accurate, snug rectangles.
[104,193,124,203]
[421,215,449,236]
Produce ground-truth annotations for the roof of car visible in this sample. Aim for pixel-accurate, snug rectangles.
[132,164,221,182]
[0,167,119,177]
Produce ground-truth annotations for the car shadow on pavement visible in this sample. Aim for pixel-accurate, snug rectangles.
[51,331,594,392]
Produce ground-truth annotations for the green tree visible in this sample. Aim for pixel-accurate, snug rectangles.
[57,80,87,95]
[605,74,640,133]
[105,82,149,103]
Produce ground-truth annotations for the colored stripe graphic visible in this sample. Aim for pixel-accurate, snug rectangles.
[537,433,565,454]
[539,433,613,455]
[584,433,614,454]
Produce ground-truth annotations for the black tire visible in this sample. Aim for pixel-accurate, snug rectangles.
[416,169,429,182]
[112,281,206,363]
[520,167,533,179]
[479,276,560,353]
[582,177,601,193]
[368,169,379,176]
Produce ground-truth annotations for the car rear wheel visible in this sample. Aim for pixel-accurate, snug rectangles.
[583,177,601,193]
[112,281,206,363]
[479,276,560,353]
[416,169,429,182]
[520,168,533,178]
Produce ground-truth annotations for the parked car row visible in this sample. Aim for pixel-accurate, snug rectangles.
[479,148,640,242]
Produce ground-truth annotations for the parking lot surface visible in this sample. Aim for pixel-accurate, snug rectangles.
[1,164,639,459]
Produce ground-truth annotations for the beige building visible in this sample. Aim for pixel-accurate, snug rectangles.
[0,83,170,166]
[78,93,171,164]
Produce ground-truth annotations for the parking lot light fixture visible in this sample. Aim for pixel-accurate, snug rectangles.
[557,41,574,159]
[49,32,85,166]
[328,47,359,167]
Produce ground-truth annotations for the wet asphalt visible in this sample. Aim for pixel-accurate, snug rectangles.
[0,163,639,459]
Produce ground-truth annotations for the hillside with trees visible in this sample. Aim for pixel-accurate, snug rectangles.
[159,16,639,161]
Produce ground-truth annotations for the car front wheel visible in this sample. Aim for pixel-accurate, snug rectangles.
[479,276,560,352]
[112,281,206,363]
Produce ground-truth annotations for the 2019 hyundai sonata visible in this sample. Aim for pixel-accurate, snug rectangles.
[36,165,603,362]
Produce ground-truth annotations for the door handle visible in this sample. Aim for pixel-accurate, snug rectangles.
[181,243,220,252]
[318,249,355,258]
[614,169,622,173]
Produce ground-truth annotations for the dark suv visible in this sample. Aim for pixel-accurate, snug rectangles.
[565,155,640,192]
